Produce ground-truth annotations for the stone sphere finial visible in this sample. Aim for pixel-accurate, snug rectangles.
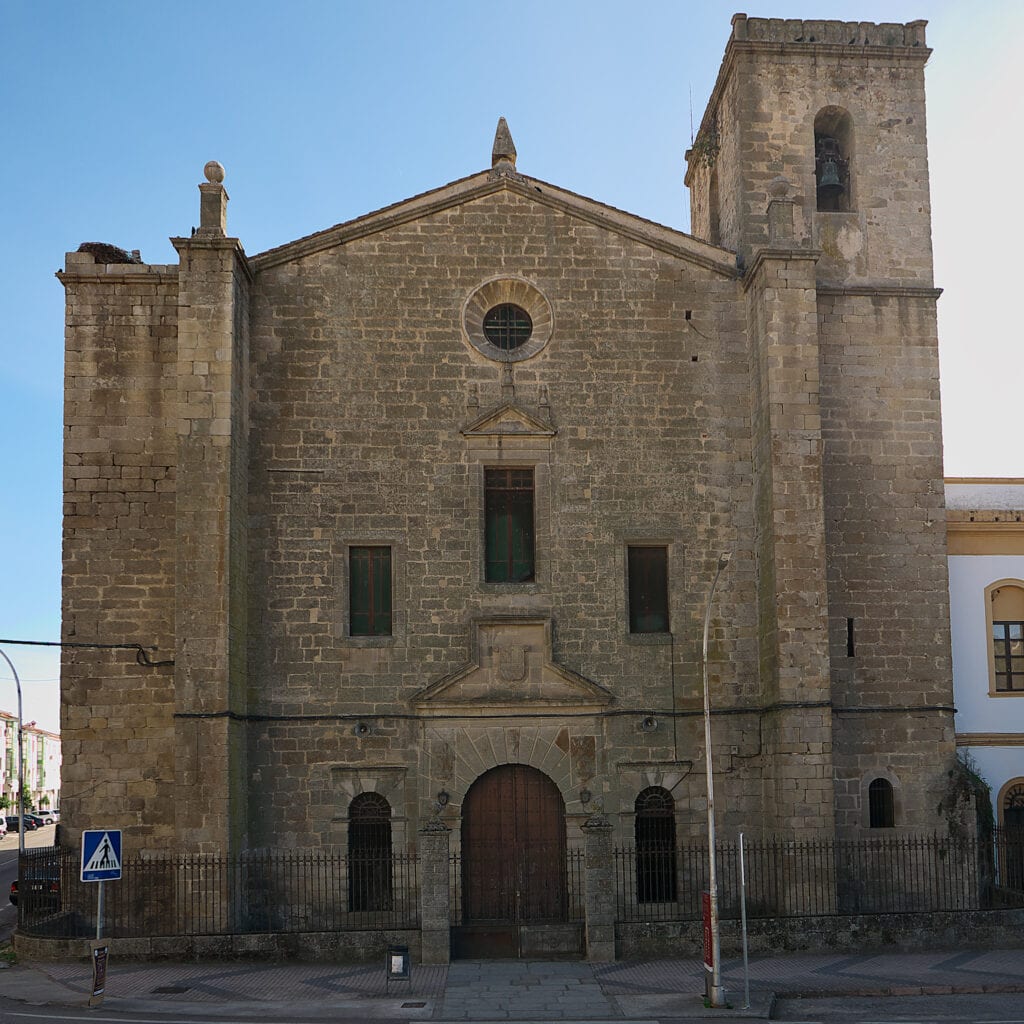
[767,175,793,200]
[204,160,225,185]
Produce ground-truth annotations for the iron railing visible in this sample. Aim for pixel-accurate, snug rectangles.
[615,831,1024,922]
[17,846,419,939]
[16,831,1023,939]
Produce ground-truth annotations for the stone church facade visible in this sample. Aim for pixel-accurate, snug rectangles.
[59,15,955,955]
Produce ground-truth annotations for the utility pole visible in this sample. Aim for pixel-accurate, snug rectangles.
[701,552,731,1008]
[0,647,26,857]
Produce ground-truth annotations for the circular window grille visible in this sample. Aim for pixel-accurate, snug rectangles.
[463,278,553,362]
[483,304,533,351]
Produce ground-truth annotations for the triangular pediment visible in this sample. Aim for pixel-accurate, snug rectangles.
[250,170,737,277]
[461,401,556,440]
[413,617,613,714]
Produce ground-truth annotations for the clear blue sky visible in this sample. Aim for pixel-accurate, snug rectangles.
[1,0,1021,733]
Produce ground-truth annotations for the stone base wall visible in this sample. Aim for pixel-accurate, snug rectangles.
[615,909,1024,960]
[17,911,1024,964]
[14,928,421,964]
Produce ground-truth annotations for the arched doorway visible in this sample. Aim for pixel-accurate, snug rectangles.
[454,764,579,958]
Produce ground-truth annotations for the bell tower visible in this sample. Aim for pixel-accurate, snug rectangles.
[686,14,933,287]
[687,17,956,837]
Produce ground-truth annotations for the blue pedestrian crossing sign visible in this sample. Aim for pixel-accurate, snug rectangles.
[81,830,122,882]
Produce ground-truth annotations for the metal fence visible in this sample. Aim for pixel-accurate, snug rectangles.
[17,846,420,939]
[17,830,1024,939]
[615,830,1024,922]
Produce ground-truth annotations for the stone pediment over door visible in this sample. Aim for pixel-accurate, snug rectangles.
[413,617,613,715]
[460,402,556,448]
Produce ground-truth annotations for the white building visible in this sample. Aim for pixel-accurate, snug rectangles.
[1,710,61,814]
[947,479,1024,829]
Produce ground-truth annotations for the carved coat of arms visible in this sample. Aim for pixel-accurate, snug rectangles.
[495,644,527,682]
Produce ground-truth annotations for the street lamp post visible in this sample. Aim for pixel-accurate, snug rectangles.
[702,551,731,1008]
[0,647,26,857]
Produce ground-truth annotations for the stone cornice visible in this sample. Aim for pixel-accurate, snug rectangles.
[56,264,179,287]
[817,284,943,299]
[956,733,1024,746]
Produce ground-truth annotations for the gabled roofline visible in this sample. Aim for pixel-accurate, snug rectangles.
[250,169,739,278]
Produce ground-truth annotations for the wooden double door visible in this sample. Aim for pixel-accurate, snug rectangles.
[453,764,581,958]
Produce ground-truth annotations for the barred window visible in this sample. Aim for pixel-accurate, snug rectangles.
[348,793,392,912]
[482,304,532,351]
[349,546,392,636]
[628,546,669,633]
[868,778,895,829]
[485,468,535,583]
[635,787,677,902]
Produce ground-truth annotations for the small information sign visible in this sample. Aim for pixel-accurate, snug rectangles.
[702,891,713,972]
[89,943,108,1007]
[81,830,122,882]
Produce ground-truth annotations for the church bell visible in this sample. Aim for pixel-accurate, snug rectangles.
[815,134,846,205]
[818,157,842,191]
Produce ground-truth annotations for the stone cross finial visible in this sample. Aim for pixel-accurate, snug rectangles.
[491,117,517,173]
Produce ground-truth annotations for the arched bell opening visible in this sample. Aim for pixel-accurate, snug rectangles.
[814,106,854,212]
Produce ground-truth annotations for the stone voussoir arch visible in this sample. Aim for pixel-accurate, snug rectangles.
[445,724,577,814]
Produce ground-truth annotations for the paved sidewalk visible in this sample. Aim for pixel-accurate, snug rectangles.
[0,947,1022,1019]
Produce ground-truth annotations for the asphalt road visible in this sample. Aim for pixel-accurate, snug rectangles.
[0,994,1021,1024]
[774,992,1024,1023]
[0,823,56,942]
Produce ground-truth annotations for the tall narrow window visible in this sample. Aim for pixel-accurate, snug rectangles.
[628,546,669,633]
[485,468,535,582]
[635,787,677,902]
[349,546,392,636]
[868,778,895,828]
[993,621,1024,692]
[348,792,393,912]
[988,583,1024,693]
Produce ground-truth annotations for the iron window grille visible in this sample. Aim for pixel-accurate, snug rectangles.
[349,546,392,636]
[348,792,394,912]
[868,778,895,828]
[484,468,535,582]
[628,546,669,633]
[635,787,677,902]
[482,304,533,351]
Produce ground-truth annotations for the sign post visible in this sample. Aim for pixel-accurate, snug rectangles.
[81,830,122,1008]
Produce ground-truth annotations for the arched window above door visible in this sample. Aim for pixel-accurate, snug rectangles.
[635,786,677,903]
[348,792,392,912]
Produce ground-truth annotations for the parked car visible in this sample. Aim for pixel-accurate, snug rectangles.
[0,818,7,837]
[4,816,39,833]
[23,813,47,829]
[9,866,61,910]
[39,810,58,824]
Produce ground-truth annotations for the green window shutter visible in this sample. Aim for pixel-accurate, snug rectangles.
[350,546,392,636]
[628,546,669,633]
[485,469,534,582]
[371,547,392,635]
